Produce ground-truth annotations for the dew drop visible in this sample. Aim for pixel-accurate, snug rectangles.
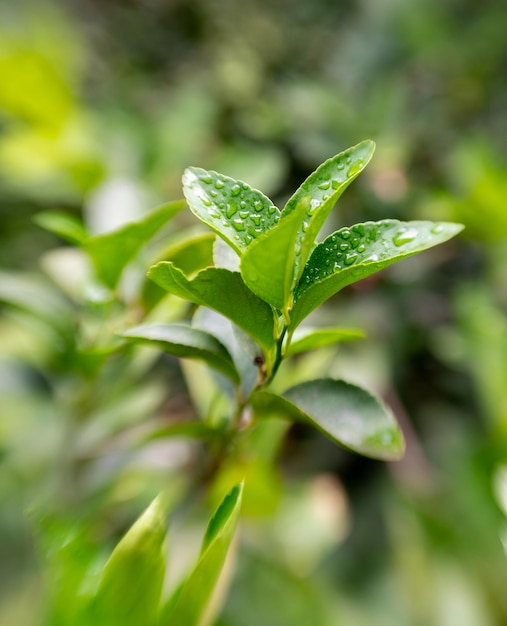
[318,181,330,190]
[347,160,364,177]
[244,234,252,244]
[210,190,218,198]
[251,214,262,226]
[214,179,225,189]
[337,163,345,171]
[232,218,246,231]
[322,194,329,201]
[340,243,349,251]
[200,174,213,184]
[268,205,278,214]
[393,228,418,246]
[239,210,249,219]
[202,197,212,207]
[357,244,366,253]
[344,252,358,266]
[431,224,444,234]
[352,224,365,237]
[331,179,341,190]
[340,229,351,239]
[350,237,360,249]
[226,204,237,218]
[231,183,241,196]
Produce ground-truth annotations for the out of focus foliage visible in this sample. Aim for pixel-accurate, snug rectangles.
[1,0,507,624]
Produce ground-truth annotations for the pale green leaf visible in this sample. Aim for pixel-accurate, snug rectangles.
[286,326,365,356]
[85,200,185,289]
[160,483,243,626]
[252,379,405,460]
[34,210,88,244]
[183,167,279,254]
[291,220,464,328]
[121,323,239,384]
[147,262,276,354]
[240,141,375,311]
[93,495,168,626]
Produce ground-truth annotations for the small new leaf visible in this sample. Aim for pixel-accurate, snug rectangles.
[93,495,167,626]
[286,327,365,356]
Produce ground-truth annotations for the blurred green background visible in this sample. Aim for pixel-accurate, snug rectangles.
[1,0,507,624]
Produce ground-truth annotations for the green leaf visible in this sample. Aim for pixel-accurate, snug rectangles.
[160,483,243,626]
[142,232,215,310]
[240,141,375,312]
[182,167,280,255]
[34,210,89,244]
[148,262,276,354]
[85,200,185,289]
[93,494,168,626]
[291,220,464,328]
[286,326,365,356]
[121,323,240,384]
[252,379,405,460]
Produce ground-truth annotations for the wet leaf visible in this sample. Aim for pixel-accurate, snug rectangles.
[183,167,279,255]
[291,220,463,328]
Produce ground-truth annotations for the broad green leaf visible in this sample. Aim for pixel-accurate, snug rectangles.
[240,141,375,312]
[142,231,215,310]
[182,167,280,255]
[93,494,168,626]
[85,200,185,289]
[290,220,464,328]
[148,262,276,354]
[252,379,405,460]
[160,483,243,626]
[121,323,240,384]
[286,326,365,356]
[34,210,89,244]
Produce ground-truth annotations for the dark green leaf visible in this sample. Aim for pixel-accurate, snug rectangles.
[148,262,276,354]
[85,200,185,289]
[121,323,240,384]
[182,167,280,254]
[291,220,464,328]
[240,141,375,312]
[34,210,89,244]
[160,483,243,626]
[93,495,168,626]
[252,379,405,460]
[286,326,365,355]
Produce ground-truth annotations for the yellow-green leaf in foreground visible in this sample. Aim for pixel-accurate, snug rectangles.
[160,483,243,626]
[286,326,365,356]
[93,494,168,626]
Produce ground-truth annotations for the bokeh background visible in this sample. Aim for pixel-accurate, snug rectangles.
[1,0,507,624]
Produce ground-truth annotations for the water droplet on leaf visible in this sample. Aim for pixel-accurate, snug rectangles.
[393,228,418,246]
[231,183,241,196]
[344,252,358,266]
[232,218,246,231]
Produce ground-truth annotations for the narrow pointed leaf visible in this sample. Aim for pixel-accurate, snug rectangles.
[183,167,280,255]
[85,200,185,289]
[240,141,375,311]
[121,323,240,383]
[252,379,404,460]
[93,494,167,626]
[286,326,365,356]
[148,262,276,354]
[291,220,464,328]
[160,483,243,626]
[34,210,89,244]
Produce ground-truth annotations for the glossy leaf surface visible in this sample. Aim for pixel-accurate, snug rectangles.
[148,262,276,354]
[291,220,463,328]
[93,495,167,626]
[183,167,279,254]
[121,323,239,383]
[86,200,185,289]
[161,483,243,626]
[286,326,365,356]
[253,379,405,460]
[240,141,375,311]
